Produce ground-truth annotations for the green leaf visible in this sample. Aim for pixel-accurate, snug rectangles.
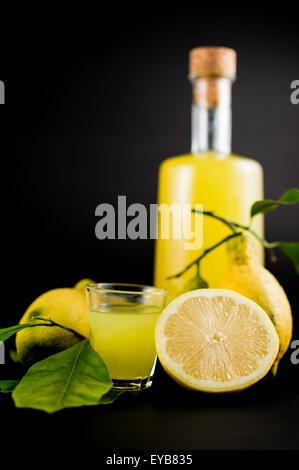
[250,188,299,218]
[0,319,79,344]
[279,242,299,276]
[99,389,124,404]
[12,340,113,413]
[0,324,42,343]
[0,379,21,393]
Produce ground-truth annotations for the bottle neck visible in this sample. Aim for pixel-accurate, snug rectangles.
[191,76,233,156]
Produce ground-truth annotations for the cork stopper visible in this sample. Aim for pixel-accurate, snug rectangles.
[189,47,237,79]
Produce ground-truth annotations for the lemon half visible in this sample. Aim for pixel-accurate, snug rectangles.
[155,289,279,393]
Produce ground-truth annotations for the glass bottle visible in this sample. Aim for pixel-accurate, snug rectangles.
[154,47,264,298]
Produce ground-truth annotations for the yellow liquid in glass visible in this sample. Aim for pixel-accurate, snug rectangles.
[88,305,161,380]
[154,152,264,299]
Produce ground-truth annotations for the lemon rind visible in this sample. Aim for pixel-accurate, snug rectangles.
[155,289,280,393]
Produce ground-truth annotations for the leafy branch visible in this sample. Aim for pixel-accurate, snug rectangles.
[0,318,83,344]
[167,188,299,282]
[168,232,242,280]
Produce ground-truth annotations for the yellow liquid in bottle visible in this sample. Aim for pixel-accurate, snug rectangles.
[154,151,264,299]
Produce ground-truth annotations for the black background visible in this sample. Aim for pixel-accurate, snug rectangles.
[1,6,299,452]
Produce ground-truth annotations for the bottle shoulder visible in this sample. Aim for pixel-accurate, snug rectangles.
[159,152,263,173]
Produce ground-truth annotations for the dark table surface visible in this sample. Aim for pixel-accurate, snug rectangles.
[1,347,298,452]
[0,290,298,455]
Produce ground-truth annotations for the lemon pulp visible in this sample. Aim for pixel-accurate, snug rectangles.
[156,289,279,392]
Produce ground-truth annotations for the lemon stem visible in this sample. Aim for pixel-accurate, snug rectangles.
[192,209,280,249]
[169,209,281,281]
[192,209,239,233]
[33,317,83,338]
[167,232,242,280]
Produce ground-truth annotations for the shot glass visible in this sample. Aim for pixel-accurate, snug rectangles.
[86,283,168,390]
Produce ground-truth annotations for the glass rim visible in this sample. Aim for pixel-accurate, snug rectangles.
[86,283,168,296]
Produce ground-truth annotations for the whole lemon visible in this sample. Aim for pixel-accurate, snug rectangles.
[220,234,292,375]
[16,279,94,364]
